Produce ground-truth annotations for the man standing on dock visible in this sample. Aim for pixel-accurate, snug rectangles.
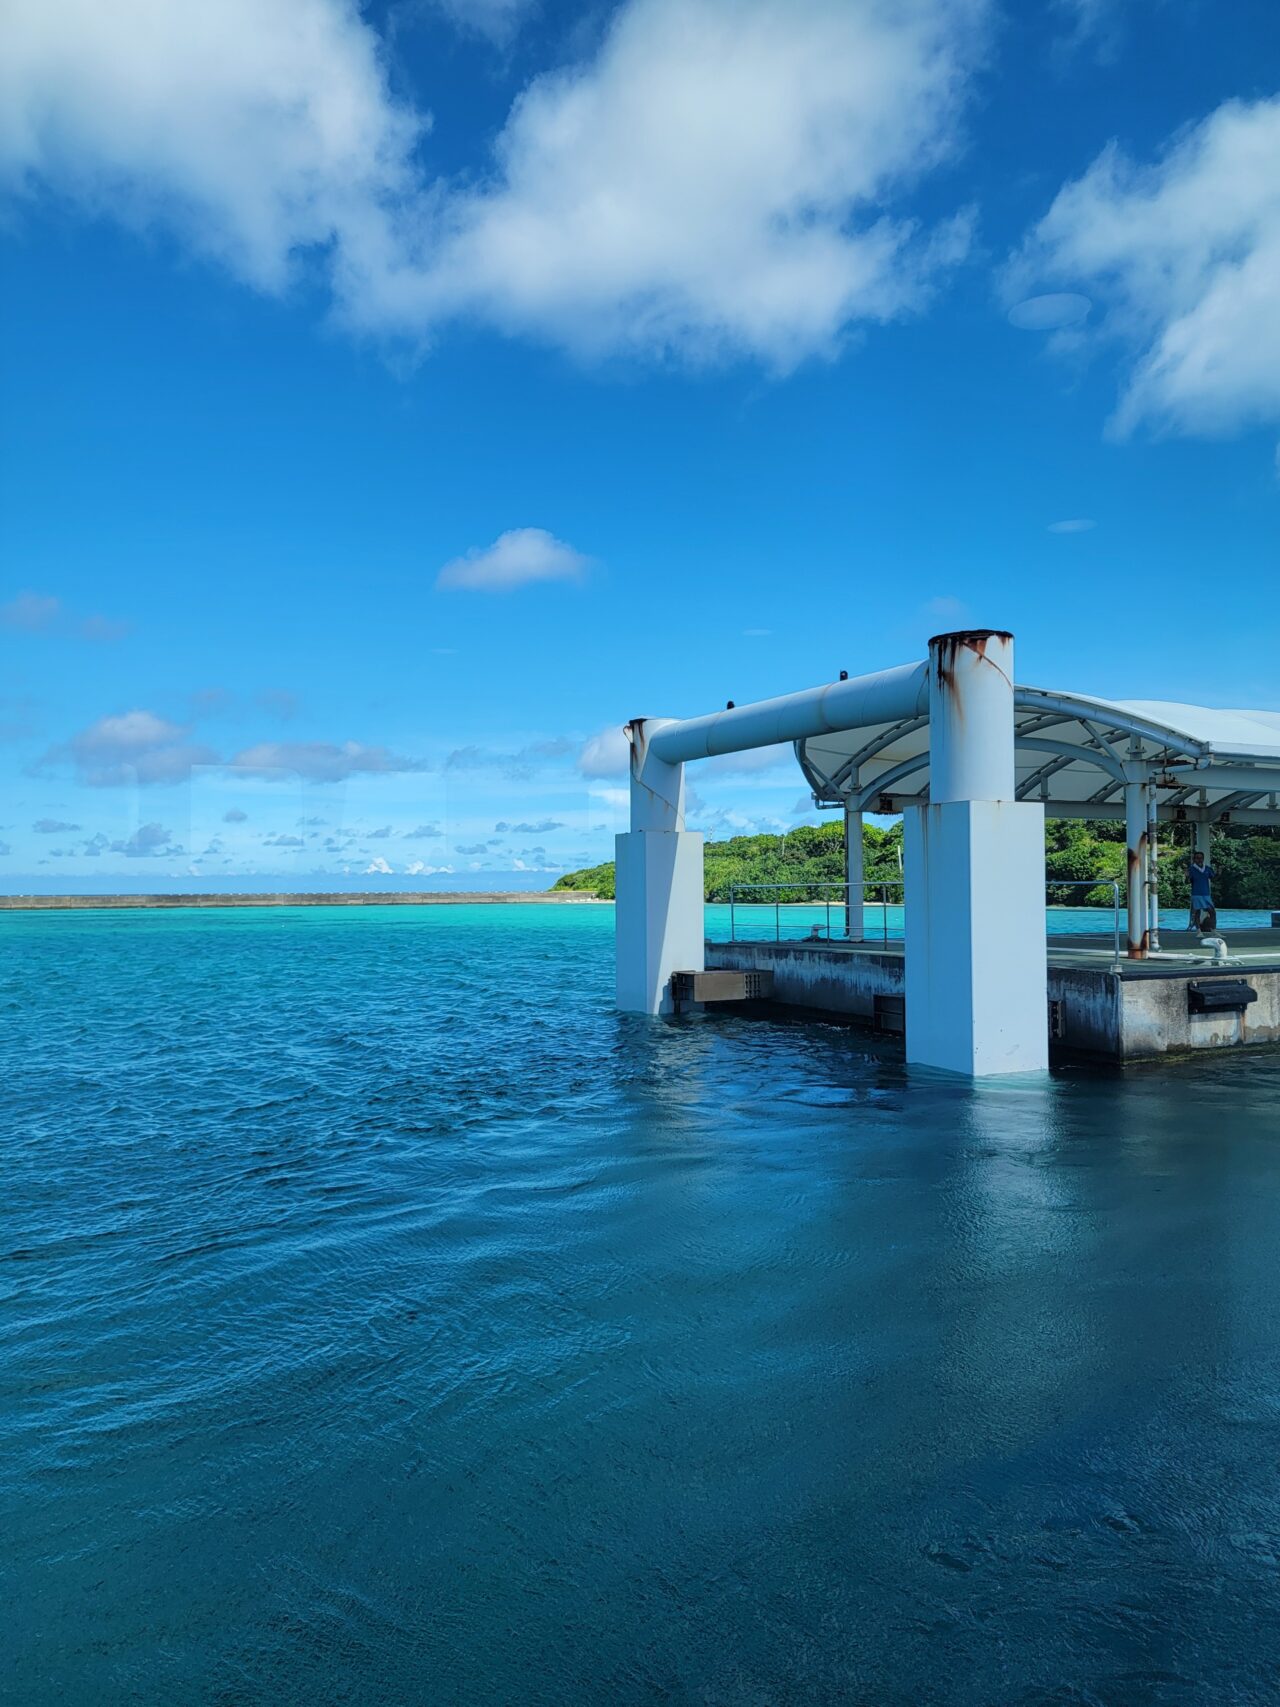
[1189,849,1216,934]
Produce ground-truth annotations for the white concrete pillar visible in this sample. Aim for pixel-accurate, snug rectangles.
[928,630,1015,803]
[844,802,864,940]
[615,719,705,1015]
[1194,818,1212,860]
[904,631,1048,1076]
[1124,779,1149,958]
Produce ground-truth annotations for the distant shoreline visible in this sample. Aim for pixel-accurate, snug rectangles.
[0,892,608,911]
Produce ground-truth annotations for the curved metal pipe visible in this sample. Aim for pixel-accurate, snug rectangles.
[647,661,929,766]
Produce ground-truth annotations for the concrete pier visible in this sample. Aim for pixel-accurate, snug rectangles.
[705,935,1280,1062]
[614,623,1280,1075]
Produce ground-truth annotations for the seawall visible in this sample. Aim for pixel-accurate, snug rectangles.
[0,892,604,910]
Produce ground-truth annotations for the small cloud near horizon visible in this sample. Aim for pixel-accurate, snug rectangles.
[1048,518,1096,533]
[1,591,129,640]
[1007,293,1091,331]
[923,594,970,625]
[112,822,176,858]
[436,528,591,593]
[256,689,300,721]
[1,592,61,631]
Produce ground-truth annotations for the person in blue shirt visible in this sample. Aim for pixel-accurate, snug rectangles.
[1189,849,1216,933]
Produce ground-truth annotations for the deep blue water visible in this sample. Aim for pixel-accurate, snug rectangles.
[5,903,1280,1705]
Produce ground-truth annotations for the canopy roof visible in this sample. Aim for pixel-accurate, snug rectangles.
[797,686,1280,819]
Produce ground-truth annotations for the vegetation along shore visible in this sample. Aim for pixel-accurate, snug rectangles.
[554,818,1280,906]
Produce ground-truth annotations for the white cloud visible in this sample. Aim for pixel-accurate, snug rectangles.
[42,711,426,787]
[704,743,793,776]
[578,725,629,778]
[0,0,421,305]
[0,590,60,630]
[576,733,793,783]
[588,785,630,811]
[0,590,126,639]
[80,613,130,642]
[444,737,574,776]
[689,805,787,836]
[1009,96,1280,437]
[365,855,393,874]
[1051,0,1122,57]
[111,821,176,858]
[410,0,987,365]
[405,859,453,876]
[231,740,426,781]
[922,593,969,623]
[1047,518,1095,533]
[256,689,300,721]
[45,709,216,786]
[437,528,590,592]
[0,0,988,368]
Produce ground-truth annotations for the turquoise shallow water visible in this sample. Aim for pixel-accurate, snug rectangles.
[5,903,1280,1705]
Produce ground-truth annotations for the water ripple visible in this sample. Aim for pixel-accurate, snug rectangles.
[5,904,1280,1703]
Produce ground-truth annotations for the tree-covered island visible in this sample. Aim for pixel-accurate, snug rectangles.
[553,818,1280,909]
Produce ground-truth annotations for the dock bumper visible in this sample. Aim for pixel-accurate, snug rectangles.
[671,969,774,1009]
[1188,980,1258,1015]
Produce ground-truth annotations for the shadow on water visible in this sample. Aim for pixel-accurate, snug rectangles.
[4,905,1280,1704]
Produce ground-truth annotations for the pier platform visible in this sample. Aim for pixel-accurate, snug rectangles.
[705,931,1280,1062]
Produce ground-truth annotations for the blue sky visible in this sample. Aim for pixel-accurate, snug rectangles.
[1,0,1277,890]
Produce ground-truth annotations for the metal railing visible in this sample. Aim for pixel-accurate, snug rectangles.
[1046,878,1122,971]
[725,879,904,946]
[720,876,1122,966]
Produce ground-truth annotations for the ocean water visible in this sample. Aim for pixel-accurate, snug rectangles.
[5,903,1280,1706]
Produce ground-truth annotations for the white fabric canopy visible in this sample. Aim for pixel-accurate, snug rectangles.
[797,686,1280,816]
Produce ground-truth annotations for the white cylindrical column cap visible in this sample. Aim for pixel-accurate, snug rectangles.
[927,630,1015,802]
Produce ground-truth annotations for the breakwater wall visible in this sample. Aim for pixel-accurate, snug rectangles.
[0,892,603,910]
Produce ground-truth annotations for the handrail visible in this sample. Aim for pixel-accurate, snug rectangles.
[726,878,904,946]
[722,875,1121,967]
